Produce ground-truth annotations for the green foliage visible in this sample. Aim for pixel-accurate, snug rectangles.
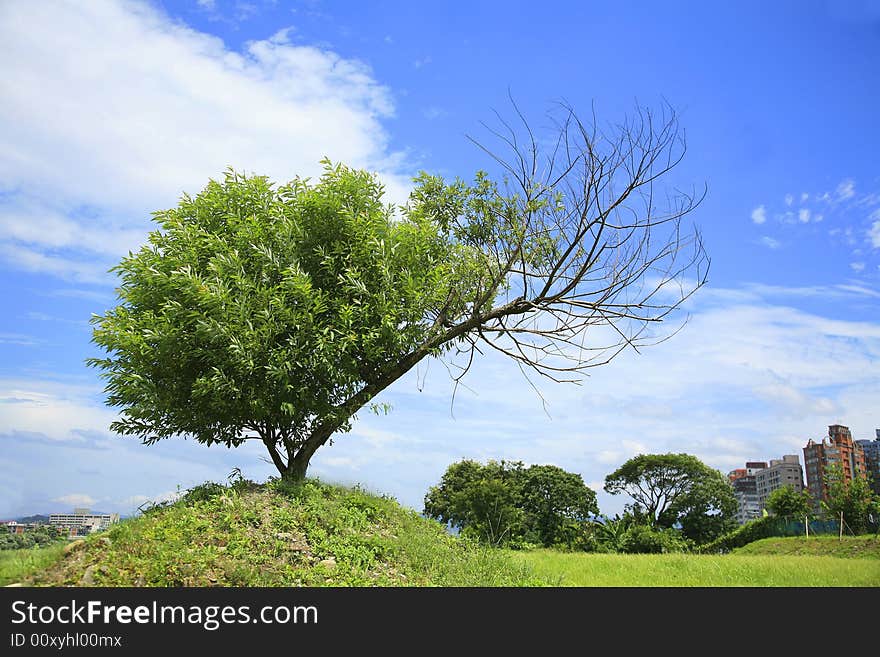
[88,162,489,471]
[25,479,547,587]
[588,513,690,554]
[0,526,64,551]
[423,459,598,548]
[617,524,690,554]
[604,453,737,545]
[821,464,880,534]
[696,516,778,554]
[764,484,814,520]
[590,515,634,553]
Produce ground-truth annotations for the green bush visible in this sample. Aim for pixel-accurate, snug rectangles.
[618,524,689,554]
[697,516,777,554]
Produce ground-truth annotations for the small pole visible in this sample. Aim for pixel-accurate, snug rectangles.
[805,516,809,538]
[840,511,844,540]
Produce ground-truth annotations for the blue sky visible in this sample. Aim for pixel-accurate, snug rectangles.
[1,0,878,519]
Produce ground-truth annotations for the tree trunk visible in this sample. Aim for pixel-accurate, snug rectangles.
[282,454,311,482]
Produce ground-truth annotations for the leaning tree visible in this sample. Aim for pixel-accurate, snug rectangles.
[89,101,708,481]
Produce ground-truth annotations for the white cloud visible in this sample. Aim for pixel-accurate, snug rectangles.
[837,179,855,200]
[0,0,413,279]
[743,282,880,299]
[798,208,811,223]
[784,194,793,206]
[750,205,767,224]
[52,493,96,508]
[197,0,216,9]
[850,262,866,273]
[0,244,112,285]
[0,197,149,258]
[413,56,432,69]
[0,379,118,443]
[869,221,880,248]
[758,236,781,249]
[754,382,840,417]
[800,193,809,203]
[0,333,43,346]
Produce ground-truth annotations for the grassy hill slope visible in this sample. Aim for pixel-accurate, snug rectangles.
[22,478,544,587]
[732,535,880,559]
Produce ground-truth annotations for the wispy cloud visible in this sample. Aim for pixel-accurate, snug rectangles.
[751,205,767,224]
[758,236,781,249]
[0,333,43,346]
[52,493,96,508]
[869,221,880,248]
[837,179,855,200]
[422,107,446,120]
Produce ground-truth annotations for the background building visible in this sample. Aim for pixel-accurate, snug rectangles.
[48,508,120,537]
[728,456,806,524]
[854,429,880,497]
[803,425,868,513]
[729,462,767,525]
[755,455,804,511]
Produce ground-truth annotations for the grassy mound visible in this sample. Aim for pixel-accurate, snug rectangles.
[732,535,880,559]
[23,478,545,587]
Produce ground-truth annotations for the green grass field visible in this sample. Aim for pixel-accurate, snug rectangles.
[511,543,880,586]
[0,543,67,586]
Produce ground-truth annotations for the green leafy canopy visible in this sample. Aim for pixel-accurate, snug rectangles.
[88,161,505,452]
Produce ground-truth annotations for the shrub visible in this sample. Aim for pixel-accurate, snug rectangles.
[618,524,689,554]
[697,516,777,554]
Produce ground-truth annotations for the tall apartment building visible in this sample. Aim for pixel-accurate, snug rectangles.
[755,455,804,510]
[855,429,880,497]
[728,462,767,525]
[803,425,868,513]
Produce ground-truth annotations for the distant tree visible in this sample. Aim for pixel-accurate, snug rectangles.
[89,98,707,483]
[822,464,879,534]
[517,464,600,546]
[604,453,736,544]
[423,459,598,547]
[764,485,813,520]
